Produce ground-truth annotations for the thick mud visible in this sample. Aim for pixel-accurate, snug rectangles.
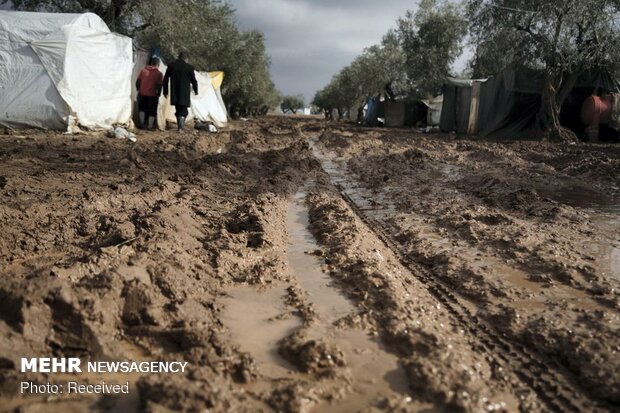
[0,117,619,412]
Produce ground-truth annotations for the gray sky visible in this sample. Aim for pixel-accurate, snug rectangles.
[228,0,421,103]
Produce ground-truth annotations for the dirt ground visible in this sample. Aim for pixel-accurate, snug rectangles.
[0,116,618,413]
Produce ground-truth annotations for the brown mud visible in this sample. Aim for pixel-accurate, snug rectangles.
[0,117,618,412]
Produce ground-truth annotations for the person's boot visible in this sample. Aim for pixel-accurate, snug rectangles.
[177,116,186,132]
[138,112,145,129]
[147,116,155,130]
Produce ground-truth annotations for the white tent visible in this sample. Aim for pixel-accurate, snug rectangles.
[0,11,133,130]
[154,59,228,130]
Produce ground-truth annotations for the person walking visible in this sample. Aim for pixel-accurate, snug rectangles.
[163,52,198,132]
[136,57,163,130]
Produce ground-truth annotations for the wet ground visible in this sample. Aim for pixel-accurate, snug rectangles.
[0,117,619,412]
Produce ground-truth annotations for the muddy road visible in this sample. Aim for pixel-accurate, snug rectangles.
[0,117,618,412]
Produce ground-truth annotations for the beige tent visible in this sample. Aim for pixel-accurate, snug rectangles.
[156,63,228,130]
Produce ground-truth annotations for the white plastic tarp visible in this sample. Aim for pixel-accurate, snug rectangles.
[155,60,228,130]
[0,11,133,130]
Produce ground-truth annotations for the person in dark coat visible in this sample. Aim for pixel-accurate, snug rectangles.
[163,52,198,132]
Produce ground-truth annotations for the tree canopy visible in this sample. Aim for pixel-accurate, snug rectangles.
[397,0,467,97]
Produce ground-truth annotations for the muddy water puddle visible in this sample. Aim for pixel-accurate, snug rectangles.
[611,246,620,280]
[537,185,613,208]
[222,190,411,410]
[420,220,604,311]
[587,204,620,281]
[288,191,355,320]
[221,285,301,378]
[309,138,397,220]
[288,192,410,407]
[539,186,620,280]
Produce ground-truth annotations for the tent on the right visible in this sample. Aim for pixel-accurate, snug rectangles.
[439,78,486,135]
[475,67,619,139]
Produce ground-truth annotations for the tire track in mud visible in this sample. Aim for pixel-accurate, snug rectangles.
[309,143,607,413]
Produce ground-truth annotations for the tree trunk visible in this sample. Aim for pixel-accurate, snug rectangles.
[385,82,395,101]
[537,70,578,142]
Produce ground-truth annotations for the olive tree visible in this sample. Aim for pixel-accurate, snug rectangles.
[397,0,467,97]
[280,94,305,114]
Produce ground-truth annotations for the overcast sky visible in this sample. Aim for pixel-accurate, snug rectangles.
[228,0,421,103]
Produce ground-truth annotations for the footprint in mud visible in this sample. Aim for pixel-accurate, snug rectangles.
[222,190,411,411]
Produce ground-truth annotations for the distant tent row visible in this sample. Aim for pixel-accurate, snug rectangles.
[363,97,442,128]
[440,67,620,139]
[0,11,228,131]
[359,66,619,140]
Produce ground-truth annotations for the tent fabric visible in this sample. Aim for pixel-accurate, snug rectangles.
[364,97,378,126]
[0,11,133,130]
[131,48,150,124]
[406,102,428,126]
[385,100,405,127]
[208,71,224,90]
[440,80,480,134]
[442,68,619,139]
[445,77,477,88]
[611,93,620,132]
[477,68,619,139]
[477,74,541,139]
[421,96,443,126]
[190,71,228,127]
[467,82,482,134]
[156,59,228,129]
[499,67,618,94]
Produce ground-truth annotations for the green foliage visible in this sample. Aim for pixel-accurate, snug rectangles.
[312,31,406,116]
[313,1,465,115]
[468,31,532,78]
[6,0,279,112]
[467,0,620,76]
[397,0,467,97]
[7,0,140,34]
[280,94,305,114]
